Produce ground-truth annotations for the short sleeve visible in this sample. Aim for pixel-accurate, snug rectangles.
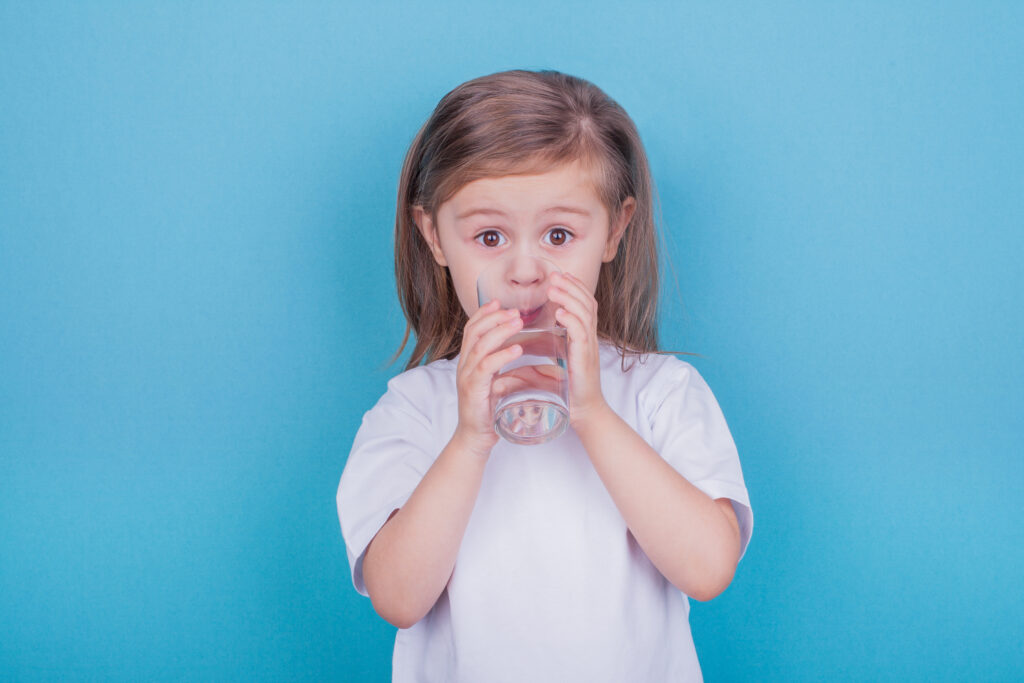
[336,376,441,596]
[643,361,753,561]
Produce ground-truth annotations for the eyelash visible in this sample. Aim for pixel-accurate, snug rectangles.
[475,227,574,248]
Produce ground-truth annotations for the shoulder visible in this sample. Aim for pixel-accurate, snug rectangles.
[381,356,458,406]
[598,341,706,410]
[364,356,458,427]
[351,356,458,451]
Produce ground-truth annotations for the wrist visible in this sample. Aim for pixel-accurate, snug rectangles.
[569,399,615,440]
[449,425,497,461]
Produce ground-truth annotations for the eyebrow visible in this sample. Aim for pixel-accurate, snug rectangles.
[455,208,508,220]
[455,206,592,220]
[543,206,592,217]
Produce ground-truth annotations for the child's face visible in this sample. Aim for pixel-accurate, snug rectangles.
[414,161,635,318]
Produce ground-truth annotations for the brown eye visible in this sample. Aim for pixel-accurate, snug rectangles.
[546,227,572,246]
[476,230,505,248]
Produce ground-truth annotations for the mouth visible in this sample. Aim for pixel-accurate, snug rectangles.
[519,305,543,327]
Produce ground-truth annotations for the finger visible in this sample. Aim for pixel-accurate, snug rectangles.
[557,273,596,315]
[462,304,520,352]
[459,337,522,395]
[464,299,501,340]
[465,299,504,329]
[472,298,502,317]
[532,363,567,381]
[474,342,523,380]
[554,305,588,345]
[491,373,530,398]
[460,305,516,375]
[466,307,520,342]
[549,272,597,318]
[548,285,595,332]
[468,314,524,362]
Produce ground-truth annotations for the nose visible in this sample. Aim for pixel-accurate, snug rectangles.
[507,254,545,287]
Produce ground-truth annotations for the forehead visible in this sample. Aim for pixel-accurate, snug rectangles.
[442,161,605,214]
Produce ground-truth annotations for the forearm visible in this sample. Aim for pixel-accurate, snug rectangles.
[575,404,741,601]
[361,432,488,628]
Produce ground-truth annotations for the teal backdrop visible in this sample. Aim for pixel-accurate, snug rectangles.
[2,2,1021,681]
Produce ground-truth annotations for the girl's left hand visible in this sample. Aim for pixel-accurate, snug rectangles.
[547,271,610,430]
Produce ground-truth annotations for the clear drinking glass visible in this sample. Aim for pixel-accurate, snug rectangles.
[476,255,569,445]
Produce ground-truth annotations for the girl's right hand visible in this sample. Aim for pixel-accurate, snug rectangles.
[452,299,524,458]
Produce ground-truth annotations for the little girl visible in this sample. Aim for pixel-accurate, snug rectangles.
[337,69,753,682]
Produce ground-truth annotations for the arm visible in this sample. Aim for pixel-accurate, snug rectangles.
[548,271,742,600]
[574,403,741,601]
[361,300,525,628]
[361,431,489,629]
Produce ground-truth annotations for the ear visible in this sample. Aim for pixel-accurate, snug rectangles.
[413,206,448,267]
[602,197,636,262]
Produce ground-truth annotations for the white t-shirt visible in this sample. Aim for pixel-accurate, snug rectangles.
[337,341,753,682]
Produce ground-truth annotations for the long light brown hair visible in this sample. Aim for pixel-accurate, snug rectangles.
[393,69,667,370]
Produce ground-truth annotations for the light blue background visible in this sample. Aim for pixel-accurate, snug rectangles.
[2,2,1021,680]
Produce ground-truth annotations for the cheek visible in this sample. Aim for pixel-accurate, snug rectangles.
[578,259,605,297]
[438,248,483,317]
[452,273,482,317]
[453,283,477,317]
